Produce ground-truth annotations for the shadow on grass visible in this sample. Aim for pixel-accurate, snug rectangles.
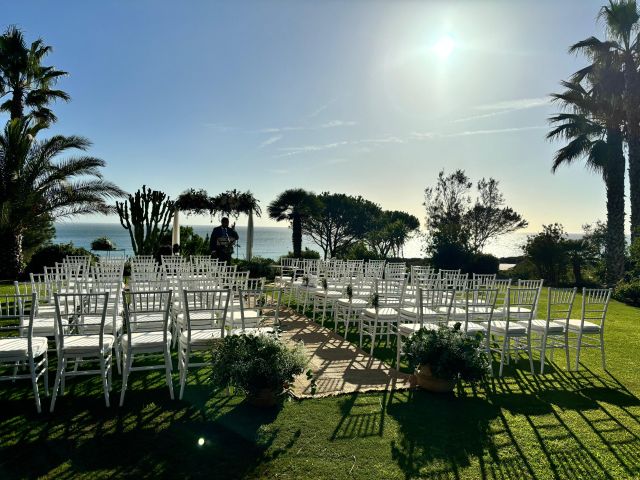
[0,375,297,480]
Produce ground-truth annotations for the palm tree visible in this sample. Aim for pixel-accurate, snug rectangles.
[595,1,640,241]
[268,189,319,258]
[548,59,627,283]
[0,26,69,127]
[0,118,125,278]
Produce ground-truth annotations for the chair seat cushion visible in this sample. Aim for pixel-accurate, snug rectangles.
[122,331,171,348]
[448,321,486,334]
[526,319,565,333]
[0,337,48,358]
[30,317,69,337]
[314,290,342,298]
[62,334,115,353]
[567,319,601,333]
[79,315,123,333]
[491,321,527,335]
[336,298,368,307]
[363,307,398,319]
[180,329,224,345]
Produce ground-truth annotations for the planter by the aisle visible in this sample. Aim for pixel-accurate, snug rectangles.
[404,323,489,393]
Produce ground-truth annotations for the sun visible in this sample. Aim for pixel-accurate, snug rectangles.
[433,36,455,58]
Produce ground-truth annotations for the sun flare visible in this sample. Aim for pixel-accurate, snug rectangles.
[434,36,455,58]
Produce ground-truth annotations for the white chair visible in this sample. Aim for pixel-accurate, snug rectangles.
[179,289,230,400]
[491,287,539,376]
[50,292,113,411]
[360,279,406,355]
[569,287,612,371]
[311,277,345,325]
[0,293,49,413]
[333,278,373,338]
[529,287,576,374]
[395,288,454,367]
[231,286,280,336]
[120,290,174,405]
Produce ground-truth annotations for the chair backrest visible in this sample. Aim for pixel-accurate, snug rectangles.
[53,292,110,349]
[364,259,385,279]
[0,293,37,353]
[463,288,498,330]
[504,287,539,329]
[129,278,171,292]
[123,290,172,336]
[384,262,407,280]
[418,288,454,326]
[580,288,612,330]
[518,279,544,289]
[546,287,577,326]
[494,279,513,305]
[375,279,406,307]
[182,289,230,339]
[473,273,497,288]
[29,273,53,304]
[131,264,166,282]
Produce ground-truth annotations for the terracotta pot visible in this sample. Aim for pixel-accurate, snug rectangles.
[415,364,456,393]
[247,388,280,407]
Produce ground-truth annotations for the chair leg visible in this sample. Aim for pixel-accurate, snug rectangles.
[540,333,548,374]
[165,348,175,400]
[179,348,189,400]
[30,363,42,414]
[564,331,571,371]
[396,333,402,369]
[499,336,508,377]
[119,351,133,407]
[575,331,583,371]
[43,353,49,396]
[99,356,110,408]
[50,356,64,412]
[526,335,534,374]
[600,331,606,370]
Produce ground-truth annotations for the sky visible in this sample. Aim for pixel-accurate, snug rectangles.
[4,0,619,232]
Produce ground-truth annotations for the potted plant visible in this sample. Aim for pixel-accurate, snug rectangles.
[403,323,489,393]
[211,333,308,407]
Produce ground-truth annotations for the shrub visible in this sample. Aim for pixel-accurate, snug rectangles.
[613,279,640,307]
[467,253,499,274]
[211,334,308,398]
[504,258,538,280]
[235,256,276,279]
[429,242,471,271]
[91,237,116,251]
[403,323,489,382]
[340,241,383,261]
[25,243,96,274]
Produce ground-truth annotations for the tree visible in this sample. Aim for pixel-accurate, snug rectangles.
[523,224,570,285]
[596,1,640,241]
[116,186,175,256]
[0,118,124,278]
[423,170,527,259]
[367,210,420,257]
[548,45,627,283]
[303,192,381,259]
[267,189,319,258]
[466,178,528,253]
[0,26,69,127]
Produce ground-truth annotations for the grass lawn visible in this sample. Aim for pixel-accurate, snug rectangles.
[1,288,640,479]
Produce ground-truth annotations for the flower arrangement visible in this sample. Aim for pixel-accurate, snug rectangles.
[91,237,116,251]
[321,277,328,291]
[302,275,310,287]
[346,283,353,301]
[370,292,380,310]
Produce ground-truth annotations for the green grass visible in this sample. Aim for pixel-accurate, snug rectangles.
[1,288,640,479]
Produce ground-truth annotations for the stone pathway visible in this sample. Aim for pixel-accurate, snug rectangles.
[277,310,412,398]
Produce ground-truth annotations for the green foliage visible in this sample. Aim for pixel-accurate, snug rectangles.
[423,170,526,260]
[523,223,569,285]
[467,253,499,274]
[0,118,124,278]
[303,192,381,259]
[367,210,420,257]
[25,242,95,274]
[161,226,209,257]
[210,334,308,397]
[268,189,320,257]
[116,186,174,256]
[613,279,640,307]
[235,256,276,279]
[629,235,640,276]
[282,247,320,260]
[430,241,471,271]
[403,323,489,382]
[505,258,538,280]
[91,236,116,251]
[341,241,384,261]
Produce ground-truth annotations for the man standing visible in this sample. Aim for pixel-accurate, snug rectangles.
[210,217,239,264]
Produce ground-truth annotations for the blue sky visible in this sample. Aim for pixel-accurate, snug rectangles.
[5,0,615,231]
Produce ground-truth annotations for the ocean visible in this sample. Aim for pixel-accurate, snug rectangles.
[53,222,531,260]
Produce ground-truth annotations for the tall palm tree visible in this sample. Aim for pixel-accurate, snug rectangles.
[0,26,69,127]
[268,189,319,258]
[548,58,627,282]
[598,1,640,240]
[0,118,125,278]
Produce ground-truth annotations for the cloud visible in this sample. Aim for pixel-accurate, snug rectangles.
[274,135,403,158]
[446,125,547,137]
[451,97,549,123]
[202,122,233,132]
[258,120,357,133]
[258,134,283,148]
